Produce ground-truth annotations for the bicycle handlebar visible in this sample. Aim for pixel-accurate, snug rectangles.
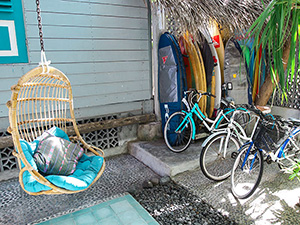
[202,92,216,98]
[187,89,216,98]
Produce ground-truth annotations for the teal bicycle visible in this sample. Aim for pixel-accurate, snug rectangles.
[164,89,249,153]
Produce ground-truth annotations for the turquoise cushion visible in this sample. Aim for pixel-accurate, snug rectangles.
[17,127,104,193]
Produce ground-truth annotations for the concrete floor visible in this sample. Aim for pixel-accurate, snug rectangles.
[129,139,300,225]
[1,138,299,225]
[0,154,160,225]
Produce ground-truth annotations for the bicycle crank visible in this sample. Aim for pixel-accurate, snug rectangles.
[231,152,238,159]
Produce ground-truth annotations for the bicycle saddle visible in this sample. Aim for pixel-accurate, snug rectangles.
[256,105,271,114]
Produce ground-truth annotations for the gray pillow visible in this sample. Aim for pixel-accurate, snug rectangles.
[33,132,84,175]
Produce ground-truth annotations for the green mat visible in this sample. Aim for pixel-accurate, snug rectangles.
[37,194,159,225]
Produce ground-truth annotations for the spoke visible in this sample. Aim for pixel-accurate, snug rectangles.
[218,137,224,155]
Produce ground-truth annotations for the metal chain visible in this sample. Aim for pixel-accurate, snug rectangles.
[36,0,44,51]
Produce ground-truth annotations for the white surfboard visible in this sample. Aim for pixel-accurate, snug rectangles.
[203,31,221,108]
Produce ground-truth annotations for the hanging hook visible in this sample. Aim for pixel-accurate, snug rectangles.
[39,50,51,74]
[36,0,50,74]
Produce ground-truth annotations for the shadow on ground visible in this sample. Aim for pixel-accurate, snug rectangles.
[173,159,300,225]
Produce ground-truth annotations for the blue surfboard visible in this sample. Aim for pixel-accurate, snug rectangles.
[158,32,187,132]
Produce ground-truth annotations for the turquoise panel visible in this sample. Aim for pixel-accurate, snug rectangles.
[36,194,159,225]
[0,27,11,50]
[0,0,28,64]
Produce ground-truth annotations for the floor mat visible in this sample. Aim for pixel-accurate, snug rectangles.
[36,194,159,225]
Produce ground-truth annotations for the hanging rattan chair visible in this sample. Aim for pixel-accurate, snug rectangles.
[6,66,105,195]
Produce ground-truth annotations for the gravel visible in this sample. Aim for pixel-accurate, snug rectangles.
[131,178,237,225]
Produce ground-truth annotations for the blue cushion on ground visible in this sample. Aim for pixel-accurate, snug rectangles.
[17,127,103,193]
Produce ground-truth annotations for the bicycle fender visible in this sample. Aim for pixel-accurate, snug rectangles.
[182,110,197,139]
[201,131,228,148]
[238,141,253,151]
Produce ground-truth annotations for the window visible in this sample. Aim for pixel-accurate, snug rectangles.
[0,0,28,64]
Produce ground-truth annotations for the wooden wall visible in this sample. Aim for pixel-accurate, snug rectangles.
[0,0,152,130]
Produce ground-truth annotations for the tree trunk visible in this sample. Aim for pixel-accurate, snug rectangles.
[255,42,291,106]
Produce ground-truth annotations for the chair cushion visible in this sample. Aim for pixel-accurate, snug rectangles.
[17,127,104,193]
[33,131,84,175]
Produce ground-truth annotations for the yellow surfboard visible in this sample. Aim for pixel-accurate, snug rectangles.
[183,33,207,112]
[210,69,216,118]
[208,22,225,84]
[193,38,207,114]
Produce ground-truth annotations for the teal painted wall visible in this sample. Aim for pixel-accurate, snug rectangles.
[0,0,152,130]
[0,0,29,63]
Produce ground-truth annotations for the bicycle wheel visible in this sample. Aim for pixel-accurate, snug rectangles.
[200,133,240,181]
[164,112,193,153]
[231,143,263,199]
[278,130,300,170]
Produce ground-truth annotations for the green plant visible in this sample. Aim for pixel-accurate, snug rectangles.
[288,160,300,181]
[247,0,300,101]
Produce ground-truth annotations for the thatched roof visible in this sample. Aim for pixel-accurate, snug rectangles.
[153,0,271,37]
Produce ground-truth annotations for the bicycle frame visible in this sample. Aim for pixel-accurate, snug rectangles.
[241,142,256,170]
[241,124,300,172]
[228,112,260,144]
[269,126,300,163]
[205,111,259,159]
[176,103,235,140]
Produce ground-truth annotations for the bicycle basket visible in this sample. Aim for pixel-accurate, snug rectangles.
[253,118,282,150]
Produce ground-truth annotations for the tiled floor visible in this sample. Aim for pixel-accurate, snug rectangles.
[36,194,159,225]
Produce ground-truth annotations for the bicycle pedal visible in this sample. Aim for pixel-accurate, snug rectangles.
[265,155,272,164]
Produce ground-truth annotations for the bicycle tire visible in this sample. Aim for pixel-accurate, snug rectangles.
[231,143,263,199]
[200,133,240,181]
[278,129,300,170]
[164,112,193,153]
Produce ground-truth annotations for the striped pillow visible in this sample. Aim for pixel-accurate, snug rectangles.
[33,133,84,176]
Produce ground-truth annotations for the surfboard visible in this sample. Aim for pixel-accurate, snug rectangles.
[202,31,221,109]
[252,43,266,102]
[224,36,249,104]
[260,49,266,89]
[198,32,215,118]
[208,22,225,84]
[252,49,259,102]
[234,30,255,104]
[179,36,195,90]
[158,32,187,131]
[183,33,206,112]
[192,35,207,114]
[209,69,216,117]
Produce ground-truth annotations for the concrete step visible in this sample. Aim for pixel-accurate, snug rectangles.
[128,138,205,177]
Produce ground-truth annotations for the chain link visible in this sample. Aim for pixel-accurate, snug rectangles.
[36,0,44,51]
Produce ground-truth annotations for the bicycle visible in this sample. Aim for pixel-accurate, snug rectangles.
[164,89,249,153]
[199,106,259,181]
[231,112,300,199]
